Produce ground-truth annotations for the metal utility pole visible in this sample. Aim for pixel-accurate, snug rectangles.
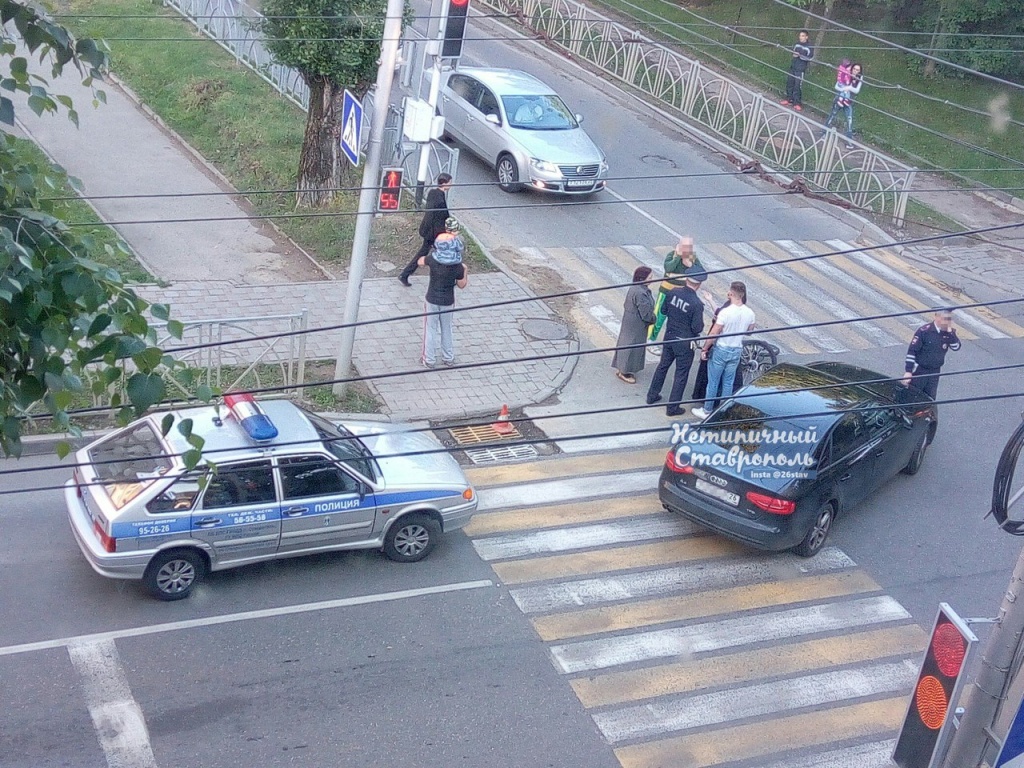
[942,417,1024,767]
[333,0,405,398]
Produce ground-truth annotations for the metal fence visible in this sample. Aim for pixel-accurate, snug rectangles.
[478,0,916,223]
[162,0,458,199]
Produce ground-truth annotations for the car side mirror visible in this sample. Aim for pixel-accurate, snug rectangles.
[575,113,584,124]
[485,113,500,126]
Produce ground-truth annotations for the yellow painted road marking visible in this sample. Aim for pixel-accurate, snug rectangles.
[757,241,909,348]
[571,623,926,708]
[492,536,745,585]
[703,243,821,355]
[828,250,979,341]
[533,570,879,641]
[614,696,907,768]
[466,447,667,488]
[464,496,662,537]
[600,245,647,276]
[870,245,1024,338]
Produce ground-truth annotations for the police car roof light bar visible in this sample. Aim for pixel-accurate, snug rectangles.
[223,393,279,442]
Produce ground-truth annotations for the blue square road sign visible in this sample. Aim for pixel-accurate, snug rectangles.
[341,90,363,167]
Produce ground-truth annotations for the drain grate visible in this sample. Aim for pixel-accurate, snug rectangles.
[449,423,522,444]
[464,444,539,464]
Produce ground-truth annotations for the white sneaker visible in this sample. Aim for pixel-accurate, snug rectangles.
[691,407,709,420]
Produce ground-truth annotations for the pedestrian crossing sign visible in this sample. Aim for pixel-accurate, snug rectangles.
[341,89,363,167]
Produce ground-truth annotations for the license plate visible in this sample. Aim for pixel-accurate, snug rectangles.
[565,180,593,188]
[695,478,740,506]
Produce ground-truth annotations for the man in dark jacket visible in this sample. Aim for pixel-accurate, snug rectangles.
[646,267,706,417]
[901,309,960,400]
[780,30,814,111]
[399,173,452,286]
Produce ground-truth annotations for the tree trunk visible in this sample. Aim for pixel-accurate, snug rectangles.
[813,0,835,53]
[296,76,344,209]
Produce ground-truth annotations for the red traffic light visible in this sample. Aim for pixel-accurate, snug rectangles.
[442,0,470,59]
[377,167,403,212]
[893,604,976,768]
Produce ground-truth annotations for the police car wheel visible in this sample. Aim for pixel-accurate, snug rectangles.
[383,514,440,563]
[144,549,206,601]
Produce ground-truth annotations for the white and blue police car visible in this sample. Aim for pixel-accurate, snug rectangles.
[65,396,478,600]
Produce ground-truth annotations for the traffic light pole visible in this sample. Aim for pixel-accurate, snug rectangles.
[415,0,448,208]
[333,0,405,398]
[942,548,1024,767]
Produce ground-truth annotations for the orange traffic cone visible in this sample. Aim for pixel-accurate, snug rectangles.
[493,404,515,436]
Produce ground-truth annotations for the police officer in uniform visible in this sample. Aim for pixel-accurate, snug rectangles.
[901,308,960,400]
[646,266,706,417]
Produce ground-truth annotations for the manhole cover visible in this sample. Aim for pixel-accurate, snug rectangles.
[449,423,522,444]
[641,154,678,169]
[464,444,540,465]
[521,318,570,341]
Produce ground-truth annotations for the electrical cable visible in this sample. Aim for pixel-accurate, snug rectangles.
[9,385,1024,497]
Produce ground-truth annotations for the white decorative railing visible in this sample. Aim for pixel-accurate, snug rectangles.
[479,0,915,223]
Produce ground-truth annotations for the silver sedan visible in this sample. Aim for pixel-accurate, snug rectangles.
[439,67,608,194]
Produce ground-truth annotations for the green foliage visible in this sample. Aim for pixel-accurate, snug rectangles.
[259,0,392,94]
[0,1,204,459]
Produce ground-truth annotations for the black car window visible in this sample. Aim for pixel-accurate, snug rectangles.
[147,472,204,515]
[279,456,360,500]
[450,75,479,104]
[475,87,500,119]
[830,413,869,460]
[863,404,897,433]
[202,461,276,509]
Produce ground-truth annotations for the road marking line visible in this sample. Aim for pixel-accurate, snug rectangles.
[595,658,917,743]
[492,536,746,585]
[535,569,878,641]
[702,242,823,354]
[512,547,854,614]
[571,624,927,708]
[614,696,907,768]
[476,470,661,512]
[68,639,159,768]
[758,739,898,768]
[599,245,647,277]
[465,447,666,488]
[755,240,899,348]
[472,516,695,562]
[549,594,910,674]
[0,580,494,658]
[731,241,868,351]
[464,496,661,537]
[604,187,683,240]
[589,304,622,337]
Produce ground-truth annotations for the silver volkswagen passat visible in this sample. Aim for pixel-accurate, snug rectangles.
[439,67,608,194]
[65,399,477,600]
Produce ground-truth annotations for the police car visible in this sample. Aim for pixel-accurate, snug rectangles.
[65,395,478,600]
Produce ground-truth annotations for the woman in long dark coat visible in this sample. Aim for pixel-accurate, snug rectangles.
[612,266,656,384]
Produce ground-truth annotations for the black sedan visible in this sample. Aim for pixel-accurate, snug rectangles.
[659,362,937,557]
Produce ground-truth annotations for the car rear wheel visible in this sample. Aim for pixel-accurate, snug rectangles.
[496,155,524,193]
[902,430,929,476]
[793,503,835,558]
[144,549,206,601]
[383,514,440,562]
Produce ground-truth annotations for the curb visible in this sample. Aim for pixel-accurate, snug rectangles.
[105,73,336,282]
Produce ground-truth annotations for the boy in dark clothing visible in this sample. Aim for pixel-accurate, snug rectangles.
[901,309,960,400]
[399,173,452,286]
[646,267,706,417]
[780,30,814,111]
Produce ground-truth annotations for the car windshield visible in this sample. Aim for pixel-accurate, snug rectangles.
[303,410,377,482]
[502,94,577,130]
[88,421,174,509]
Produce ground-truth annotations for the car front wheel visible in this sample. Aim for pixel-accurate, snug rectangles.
[383,514,440,562]
[144,549,206,601]
[496,155,524,193]
[793,503,835,558]
[902,430,929,476]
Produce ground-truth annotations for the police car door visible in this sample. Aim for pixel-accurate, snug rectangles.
[276,455,376,554]
[191,460,281,565]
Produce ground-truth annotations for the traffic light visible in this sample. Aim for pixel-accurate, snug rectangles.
[442,0,470,59]
[893,604,976,768]
[377,168,403,212]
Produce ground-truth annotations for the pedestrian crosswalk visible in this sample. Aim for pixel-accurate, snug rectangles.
[517,239,1024,355]
[464,448,926,768]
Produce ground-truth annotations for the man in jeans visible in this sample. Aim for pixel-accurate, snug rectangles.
[418,220,468,367]
[692,281,755,420]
